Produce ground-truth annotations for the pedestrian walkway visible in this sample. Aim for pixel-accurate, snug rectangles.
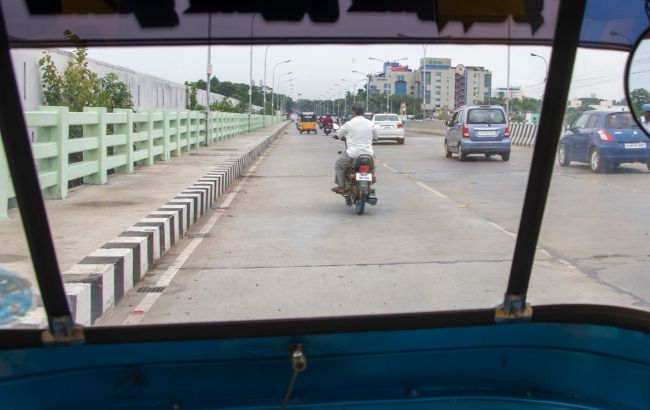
[1,122,288,326]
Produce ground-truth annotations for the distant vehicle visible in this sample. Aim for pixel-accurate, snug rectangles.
[298,112,318,134]
[558,110,650,172]
[445,105,511,161]
[363,112,374,120]
[371,113,405,144]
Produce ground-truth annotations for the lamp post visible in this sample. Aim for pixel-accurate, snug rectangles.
[530,53,548,82]
[275,72,292,112]
[341,78,353,114]
[369,57,407,113]
[279,78,293,114]
[421,45,427,120]
[331,84,342,116]
[263,46,270,126]
[271,60,290,114]
[205,13,213,145]
[282,87,294,114]
[352,70,370,109]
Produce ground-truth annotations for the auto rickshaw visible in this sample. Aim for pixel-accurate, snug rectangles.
[298,112,318,134]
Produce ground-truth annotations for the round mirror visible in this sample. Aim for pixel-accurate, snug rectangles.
[626,28,650,136]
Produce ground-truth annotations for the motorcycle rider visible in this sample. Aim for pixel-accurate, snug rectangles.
[332,102,378,194]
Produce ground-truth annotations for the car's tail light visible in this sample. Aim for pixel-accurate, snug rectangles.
[397,123,404,128]
[359,165,370,173]
[462,123,470,138]
[504,125,510,138]
[597,129,614,141]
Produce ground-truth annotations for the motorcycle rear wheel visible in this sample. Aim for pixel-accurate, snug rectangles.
[355,193,366,215]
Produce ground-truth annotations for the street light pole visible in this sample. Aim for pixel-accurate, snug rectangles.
[279,78,293,115]
[263,46,270,126]
[271,60,290,115]
[353,70,369,109]
[248,38,253,132]
[206,13,212,145]
[422,45,427,120]
[276,72,292,112]
[530,53,548,82]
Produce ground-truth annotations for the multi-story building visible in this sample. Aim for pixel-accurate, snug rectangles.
[368,57,492,117]
[418,58,455,114]
[368,62,418,97]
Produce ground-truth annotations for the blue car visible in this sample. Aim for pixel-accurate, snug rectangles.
[558,110,650,172]
[445,105,511,161]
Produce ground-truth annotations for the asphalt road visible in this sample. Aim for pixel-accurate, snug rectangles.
[98,127,650,325]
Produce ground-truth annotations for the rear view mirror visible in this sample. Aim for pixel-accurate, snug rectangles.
[445,120,451,127]
[625,27,650,136]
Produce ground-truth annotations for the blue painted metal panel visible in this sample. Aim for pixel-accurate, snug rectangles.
[2,323,650,409]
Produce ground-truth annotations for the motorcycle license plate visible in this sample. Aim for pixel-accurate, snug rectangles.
[356,173,372,181]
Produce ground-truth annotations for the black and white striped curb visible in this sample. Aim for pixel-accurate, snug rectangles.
[22,123,288,326]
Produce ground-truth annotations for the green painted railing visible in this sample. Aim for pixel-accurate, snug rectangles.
[0,106,283,218]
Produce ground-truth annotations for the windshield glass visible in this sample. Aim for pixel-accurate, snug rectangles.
[467,108,506,124]
[2,2,648,331]
[605,112,637,129]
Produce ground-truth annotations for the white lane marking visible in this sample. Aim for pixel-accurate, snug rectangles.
[123,147,272,325]
[416,181,448,200]
[382,163,398,172]
[415,180,563,264]
[486,221,516,239]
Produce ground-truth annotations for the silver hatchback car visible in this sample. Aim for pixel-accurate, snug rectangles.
[444,105,511,161]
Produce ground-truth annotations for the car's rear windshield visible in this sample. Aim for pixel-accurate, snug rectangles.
[374,115,400,122]
[467,109,506,124]
[605,113,637,129]
[302,115,315,121]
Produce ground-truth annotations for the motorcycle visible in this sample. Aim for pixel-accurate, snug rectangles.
[323,124,333,135]
[332,131,378,215]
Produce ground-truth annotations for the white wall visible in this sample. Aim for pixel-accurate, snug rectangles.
[10,49,259,111]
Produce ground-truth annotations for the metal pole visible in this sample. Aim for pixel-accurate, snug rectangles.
[248,41,253,132]
[506,18,511,120]
[206,13,212,145]
[263,46,270,126]
[530,53,548,82]
[422,45,427,119]
[271,60,290,115]
[366,76,369,109]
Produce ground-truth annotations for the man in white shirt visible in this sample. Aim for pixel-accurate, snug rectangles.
[332,102,378,194]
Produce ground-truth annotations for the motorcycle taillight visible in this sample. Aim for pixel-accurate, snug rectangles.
[358,165,370,173]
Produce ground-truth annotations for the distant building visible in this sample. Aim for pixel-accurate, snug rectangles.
[368,61,418,98]
[455,65,492,107]
[492,86,524,100]
[368,57,492,116]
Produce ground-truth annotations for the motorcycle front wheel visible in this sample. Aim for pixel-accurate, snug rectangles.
[355,193,366,215]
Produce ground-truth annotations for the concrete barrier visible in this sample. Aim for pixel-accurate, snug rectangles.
[0,107,284,218]
[405,120,539,147]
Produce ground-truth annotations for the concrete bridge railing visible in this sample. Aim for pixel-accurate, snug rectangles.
[405,119,539,147]
[0,106,283,218]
